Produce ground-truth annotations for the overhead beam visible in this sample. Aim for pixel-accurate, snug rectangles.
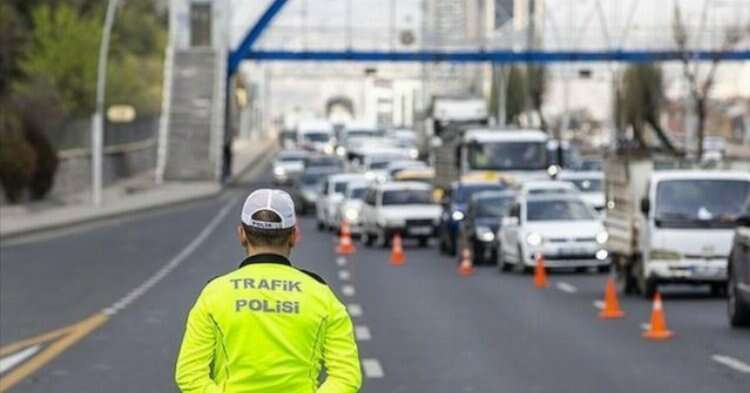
[228,0,289,75]
[242,49,750,63]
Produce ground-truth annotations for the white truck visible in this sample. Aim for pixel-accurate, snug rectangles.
[604,153,750,297]
[433,127,551,190]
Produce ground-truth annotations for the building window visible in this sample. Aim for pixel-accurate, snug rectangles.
[190,2,211,47]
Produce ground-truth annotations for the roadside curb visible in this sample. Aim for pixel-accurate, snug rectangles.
[0,140,276,241]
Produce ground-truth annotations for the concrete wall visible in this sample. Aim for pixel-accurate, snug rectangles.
[50,141,157,198]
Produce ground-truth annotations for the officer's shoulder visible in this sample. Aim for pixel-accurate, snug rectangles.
[295,268,328,285]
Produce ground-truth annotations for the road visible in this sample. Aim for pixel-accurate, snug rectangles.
[1,165,749,392]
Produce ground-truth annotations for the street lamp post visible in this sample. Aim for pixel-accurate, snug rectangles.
[91,0,119,206]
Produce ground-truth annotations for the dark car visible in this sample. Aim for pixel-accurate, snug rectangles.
[291,167,341,215]
[458,191,515,265]
[728,198,750,327]
[438,181,507,255]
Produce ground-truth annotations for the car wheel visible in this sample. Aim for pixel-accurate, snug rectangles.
[515,245,531,274]
[438,231,448,254]
[447,235,457,256]
[636,260,657,299]
[728,266,750,327]
[363,231,374,247]
[710,283,726,298]
[472,242,484,266]
[418,237,429,248]
[316,220,324,231]
[498,244,512,273]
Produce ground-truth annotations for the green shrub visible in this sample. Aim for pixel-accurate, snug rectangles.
[0,111,37,203]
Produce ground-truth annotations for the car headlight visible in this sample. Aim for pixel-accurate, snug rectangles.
[526,232,543,247]
[303,190,317,201]
[596,231,609,245]
[649,249,682,260]
[336,146,347,157]
[323,145,334,155]
[476,226,495,242]
[451,210,465,221]
[409,148,419,159]
[273,166,286,177]
[344,208,359,221]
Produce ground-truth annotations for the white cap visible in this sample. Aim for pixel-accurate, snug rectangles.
[241,189,296,230]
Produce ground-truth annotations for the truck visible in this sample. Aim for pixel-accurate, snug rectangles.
[604,152,750,298]
[432,127,551,191]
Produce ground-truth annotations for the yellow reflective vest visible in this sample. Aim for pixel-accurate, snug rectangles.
[175,253,362,393]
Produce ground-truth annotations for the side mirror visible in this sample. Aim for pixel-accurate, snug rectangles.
[640,198,650,216]
[736,214,750,227]
[502,216,519,227]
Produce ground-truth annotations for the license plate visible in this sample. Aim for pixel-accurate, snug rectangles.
[560,247,587,255]
[408,226,432,235]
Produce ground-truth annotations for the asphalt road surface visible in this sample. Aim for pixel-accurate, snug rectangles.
[1,166,749,392]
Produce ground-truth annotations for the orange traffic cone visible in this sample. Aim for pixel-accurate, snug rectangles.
[336,221,356,255]
[389,233,405,266]
[457,248,474,276]
[642,292,674,340]
[533,253,549,288]
[599,277,625,319]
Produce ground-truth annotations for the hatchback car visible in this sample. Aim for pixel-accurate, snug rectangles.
[438,181,508,255]
[498,195,609,272]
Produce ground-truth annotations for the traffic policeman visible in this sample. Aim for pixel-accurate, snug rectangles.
[175,189,362,392]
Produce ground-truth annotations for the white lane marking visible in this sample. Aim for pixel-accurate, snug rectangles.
[338,270,351,281]
[712,354,750,374]
[355,325,371,341]
[347,304,363,317]
[0,345,40,374]
[362,358,384,378]
[341,285,356,297]
[102,198,238,316]
[593,300,604,310]
[556,282,578,294]
[336,257,347,266]
[640,323,651,331]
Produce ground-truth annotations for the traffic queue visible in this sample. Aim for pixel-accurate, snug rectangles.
[273,116,750,329]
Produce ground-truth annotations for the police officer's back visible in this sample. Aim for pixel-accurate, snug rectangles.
[175,189,362,392]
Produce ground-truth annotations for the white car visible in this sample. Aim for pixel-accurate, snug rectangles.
[360,182,441,247]
[316,173,367,230]
[335,180,370,235]
[519,180,579,197]
[558,171,605,211]
[498,194,609,272]
[272,150,308,185]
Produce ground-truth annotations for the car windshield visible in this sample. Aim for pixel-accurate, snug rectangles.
[346,129,383,139]
[467,141,547,170]
[578,160,603,171]
[382,189,433,205]
[654,179,750,228]
[302,173,326,185]
[455,184,506,203]
[526,199,595,221]
[564,179,602,192]
[302,132,331,143]
[476,197,513,218]
[334,181,348,193]
[349,188,367,200]
[369,161,390,170]
[306,156,340,167]
[278,153,306,162]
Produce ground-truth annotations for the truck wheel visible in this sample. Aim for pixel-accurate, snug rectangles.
[637,263,657,299]
[616,260,637,295]
[728,269,750,327]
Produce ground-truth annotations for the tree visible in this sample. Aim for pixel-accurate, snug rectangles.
[526,65,547,132]
[16,3,102,115]
[616,63,681,155]
[672,4,750,160]
[0,3,27,95]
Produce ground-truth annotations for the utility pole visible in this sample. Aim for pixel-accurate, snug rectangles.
[91,0,119,206]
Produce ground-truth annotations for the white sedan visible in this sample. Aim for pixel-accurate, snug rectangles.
[498,195,609,272]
